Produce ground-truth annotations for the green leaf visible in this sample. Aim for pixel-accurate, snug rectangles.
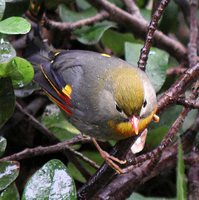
[127,192,176,200]
[0,39,16,63]
[41,104,80,141]
[0,0,5,20]
[147,105,182,149]
[58,4,97,22]
[159,1,178,34]
[76,0,91,10]
[150,105,182,129]
[68,150,103,183]
[177,139,187,200]
[146,126,168,148]
[140,9,151,22]
[135,0,146,7]
[182,109,198,132]
[101,29,136,56]
[1,57,34,88]
[0,17,31,34]
[0,137,7,157]
[82,151,103,166]
[0,161,19,191]
[22,159,76,200]
[0,183,20,200]
[0,77,15,128]
[125,42,169,92]
[74,21,116,45]
[67,162,86,183]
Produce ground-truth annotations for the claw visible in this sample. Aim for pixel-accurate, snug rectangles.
[153,114,160,123]
[92,138,126,174]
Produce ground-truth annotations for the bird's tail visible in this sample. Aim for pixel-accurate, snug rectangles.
[23,28,72,116]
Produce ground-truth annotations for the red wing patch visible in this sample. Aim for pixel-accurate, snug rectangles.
[40,64,72,116]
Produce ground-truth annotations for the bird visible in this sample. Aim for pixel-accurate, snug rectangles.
[29,49,159,173]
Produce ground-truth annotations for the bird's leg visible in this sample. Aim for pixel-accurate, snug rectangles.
[92,138,126,174]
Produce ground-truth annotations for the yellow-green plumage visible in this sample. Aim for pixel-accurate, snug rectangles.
[33,50,157,140]
[108,67,144,117]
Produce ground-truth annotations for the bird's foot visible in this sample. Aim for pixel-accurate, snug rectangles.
[92,138,126,174]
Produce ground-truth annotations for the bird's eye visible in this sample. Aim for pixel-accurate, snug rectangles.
[116,104,122,113]
[143,100,147,108]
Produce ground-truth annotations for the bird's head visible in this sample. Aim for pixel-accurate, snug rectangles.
[99,67,158,139]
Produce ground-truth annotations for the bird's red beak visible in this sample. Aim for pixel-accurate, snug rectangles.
[130,116,139,135]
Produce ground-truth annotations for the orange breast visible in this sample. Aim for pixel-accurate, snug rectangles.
[107,107,158,139]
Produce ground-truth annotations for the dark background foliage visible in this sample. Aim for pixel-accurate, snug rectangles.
[0,0,198,199]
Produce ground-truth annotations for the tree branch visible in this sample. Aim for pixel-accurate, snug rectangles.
[87,0,187,62]
[0,137,99,169]
[138,0,170,71]
[187,0,198,67]
[43,10,109,31]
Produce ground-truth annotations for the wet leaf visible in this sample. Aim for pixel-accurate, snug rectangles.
[0,57,34,88]
[0,39,16,63]
[14,82,38,98]
[74,21,116,45]
[0,17,30,34]
[0,183,20,200]
[0,77,15,128]
[0,161,20,191]
[22,159,76,200]
[125,42,169,92]
[0,137,7,157]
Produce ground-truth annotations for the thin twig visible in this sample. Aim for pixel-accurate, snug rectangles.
[43,10,109,31]
[166,66,187,75]
[16,102,59,143]
[122,0,143,18]
[158,63,199,112]
[138,0,170,71]
[174,0,190,25]
[0,137,99,169]
[66,147,100,170]
[187,3,199,195]
[177,98,199,109]
[188,0,198,67]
